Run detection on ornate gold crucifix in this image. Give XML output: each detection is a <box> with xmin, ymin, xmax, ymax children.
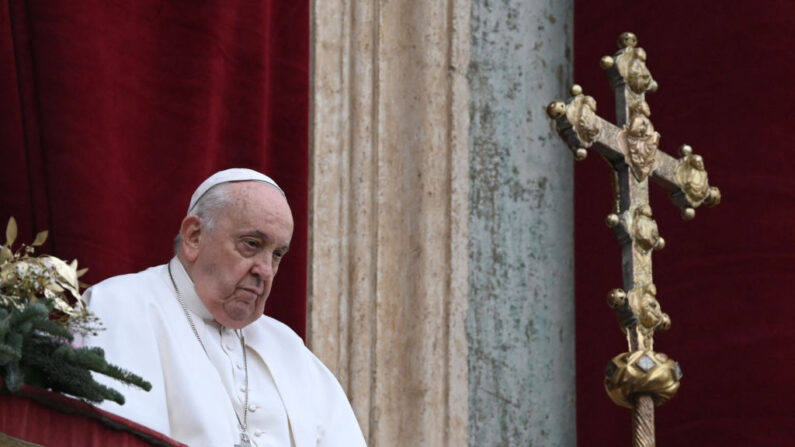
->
<box><xmin>547</xmin><ymin>32</ymin><xmax>721</xmax><ymax>446</ymax></box>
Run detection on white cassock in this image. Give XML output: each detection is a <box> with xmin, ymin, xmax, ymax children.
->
<box><xmin>81</xmin><ymin>257</ymin><xmax>367</xmax><ymax>447</ymax></box>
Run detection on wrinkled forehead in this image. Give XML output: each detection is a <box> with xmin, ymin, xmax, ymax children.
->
<box><xmin>225</xmin><ymin>182</ymin><xmax>294</xmax><ymax>226</ymax></box>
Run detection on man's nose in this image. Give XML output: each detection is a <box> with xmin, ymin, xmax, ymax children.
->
<box><xmin>250</xmin><ymin>256</ymin><xmax>274</xmax><ymax>282</ymax></box>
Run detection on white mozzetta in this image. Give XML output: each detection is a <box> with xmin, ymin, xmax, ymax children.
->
<box><xmin>81</xmin><ymin>258</ymin><xmax>366</xmax><ymax>447</ymax></box>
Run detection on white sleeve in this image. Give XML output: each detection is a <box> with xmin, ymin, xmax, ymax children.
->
<box><xmin>79</xmin><ymin>285</ymin><xmax>172</xmax><ymax>436</ymax></box>
<box><xmin>309</xmin><ymin>353</ymin><xmax>368</xmax><ymax>447</ymax></box>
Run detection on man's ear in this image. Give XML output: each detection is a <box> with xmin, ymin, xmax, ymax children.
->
<box><xmin>180</xmin><ymin>215</ymin><xmax>202</xmax><ymax>262</ymax></box>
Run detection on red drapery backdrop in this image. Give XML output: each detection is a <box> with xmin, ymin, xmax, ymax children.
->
<box><xmin>575</xmin><ymin>2</ymin><xmax>795</xmax><ymax>446</ymax></box>
<box><xmin>3</xmin><ymin>1</ymin><xmax>793</xmax><ymax>445</ymax></box>
<box><xmin>0</xmin><ymin>1</ymin><xmax>309</xmax><ymax>336</ymax></box>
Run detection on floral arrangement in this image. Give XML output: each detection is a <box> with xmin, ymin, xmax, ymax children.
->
<box><xmin>0</xmin><ymin>217</ymin><xmax>150</xmax><ymax>404</ymax></box>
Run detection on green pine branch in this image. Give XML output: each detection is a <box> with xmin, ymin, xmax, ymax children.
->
<box><xmin>0</xmin><ymin>302</ymin><xmax>151</xmax><ymax>404</ymax></box>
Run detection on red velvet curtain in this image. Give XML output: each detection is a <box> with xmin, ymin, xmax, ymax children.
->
<box><xmin>5</xmin><ymin>1</ymin><xmax>791</xmax><ymax>445</ymax></box>
<box><xmin>0</xmin><ymin>1</ymin><xmax>308</xmax><ymax>336</ymax></box>
<box><xmin>575</xmin><ymin>2</ymin><xmax>795</xmax><ymax>445</ymax></box>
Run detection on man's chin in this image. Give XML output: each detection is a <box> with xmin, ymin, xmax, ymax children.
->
<box><xmin>219</xmin><ymin>302</ymin><xmax>256</xmax><ymax>328</ymax></box>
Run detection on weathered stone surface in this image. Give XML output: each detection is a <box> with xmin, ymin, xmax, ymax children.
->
<box><xmin>467</xmin><ymin>1</ymin><xmax>575</xmax><ymax>446</ymax></box>
<box><xmin>310</xmin><ymin>0</ymin><xmax>575</xmax><ymax>444</ymax></box>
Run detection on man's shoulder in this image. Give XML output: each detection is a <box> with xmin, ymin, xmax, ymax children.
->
<box><xmin>245</xmin><ymin>315</ymin><xmax>322</xmax><ymax>369</ymax></box>
<box><xmin>86</xmin><ymin>264</ymin><xmax>168</xmax><ymax>304</ymax></box>
<box><xmin>246</xmin><ymin>316</ymin><xmax>343</xmax><ymax>389</ymax></box>
<box><xmin>251</xmin><ymin>314</ymin><xmax>305</xmax><ymax>346</ymax></box>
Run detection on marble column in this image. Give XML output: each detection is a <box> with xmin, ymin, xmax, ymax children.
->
<box><xmin>468</xmin><ymin>1</ymin><xmax>575</xmax><ymax>446</ymax></box>
<box><xmin>308</xmin><ymin>0</ymin><xmax>470</xmax><ymax>445</ymax></box>
<box><xmin>308</xmin><ymin>0</ymin><xmax>574</xmax><ymax>445</ymax></box>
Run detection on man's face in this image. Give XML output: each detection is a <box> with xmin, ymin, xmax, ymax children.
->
<box><xmin>183</xmin><ymin>182</ymin><xmax>294</xmax><ymax>329</ymax></box>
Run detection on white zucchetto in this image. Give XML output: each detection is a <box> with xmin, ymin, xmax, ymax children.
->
<box><xmin>187</xmin><ymin>168</ymin><xmax>283</xmax><ymax>214</ymax></box>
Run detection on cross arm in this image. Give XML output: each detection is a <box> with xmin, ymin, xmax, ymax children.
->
<box><xmin>547</xmin><ymin>87</ymin><xmax>721</xmax><ymax>220</ymax></box>
<box><xmin>546</xmin><ymin>85</ymin><xmax>625</xmax><ymax>165</ymax></box>
<box><xmin>650</xmin><ymin>146</ymin><xmax>721</xmax><ymax>218</ymax></box>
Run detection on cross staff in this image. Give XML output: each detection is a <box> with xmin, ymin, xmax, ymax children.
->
<box><xmin>546</xmin><ymin>32</ymin><xmax>720</xmax><ymax>447</ymax></box>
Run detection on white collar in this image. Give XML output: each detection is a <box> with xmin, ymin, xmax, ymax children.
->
<box><xmin>169</xmin><ymin>257</ymin><xmax>214</xmax><ymax>322</ymax></box>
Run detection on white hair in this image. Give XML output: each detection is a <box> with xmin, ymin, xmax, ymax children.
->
<box><xmin>173</xmin><ymin>183</ymin><xmax>232</xmax><ymax>255</ymax></box>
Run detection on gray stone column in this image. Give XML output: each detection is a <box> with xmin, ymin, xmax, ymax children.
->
<box><xmin>467</xmin><ymin>1</ymin><xmax>575</xmax><ymax>446</ymax></box>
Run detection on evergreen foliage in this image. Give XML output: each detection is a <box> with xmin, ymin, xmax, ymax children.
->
<box><xmin>0</xmin><ymin>217</ymin><xmax>151</xmax><ymax>404</ymax></box>
<box><xmin>0</xmin><ymin>299</ymin><xmax>152</xmax><ymax>404</ymax></box>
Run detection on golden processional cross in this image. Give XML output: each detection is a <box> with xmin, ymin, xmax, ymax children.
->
<box><xmin>547</xmin><ymin>32</ymin><xmax>721</xmax><ymax>446</ymax></box>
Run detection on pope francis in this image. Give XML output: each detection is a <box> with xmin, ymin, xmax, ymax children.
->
<box><xmin>81</xmin><ymin>169</ymin><xmax>367</xmax><ymax>447</ymax></box>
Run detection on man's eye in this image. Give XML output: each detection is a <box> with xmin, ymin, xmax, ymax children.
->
<box><xmin>243</xmin><ymin>240</ymin><xmax>260</xmax><ymax>249</ymax></box>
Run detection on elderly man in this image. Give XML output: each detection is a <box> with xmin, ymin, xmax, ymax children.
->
<box><xmin>83</xmin><ymin>169</ymin><xmax>366</xmax><ymax>447</ymax></box>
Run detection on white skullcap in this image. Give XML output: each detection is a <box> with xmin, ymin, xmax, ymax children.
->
<box><xmin>187</xmin><ymin>168</ymin><xmax>283</xmax><ymax>214</ymax></box>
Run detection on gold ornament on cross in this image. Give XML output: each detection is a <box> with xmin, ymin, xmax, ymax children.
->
<box><xmin>547</xmin><ymin>32</ymin><xmax>721</xmax><ymax>447</ymax></box>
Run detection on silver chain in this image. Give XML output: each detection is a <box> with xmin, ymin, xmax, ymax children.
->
<box><xmin>167</xmin><ymin>263</ymin><xmax>249</xmax><ymax>436</ymax></box>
